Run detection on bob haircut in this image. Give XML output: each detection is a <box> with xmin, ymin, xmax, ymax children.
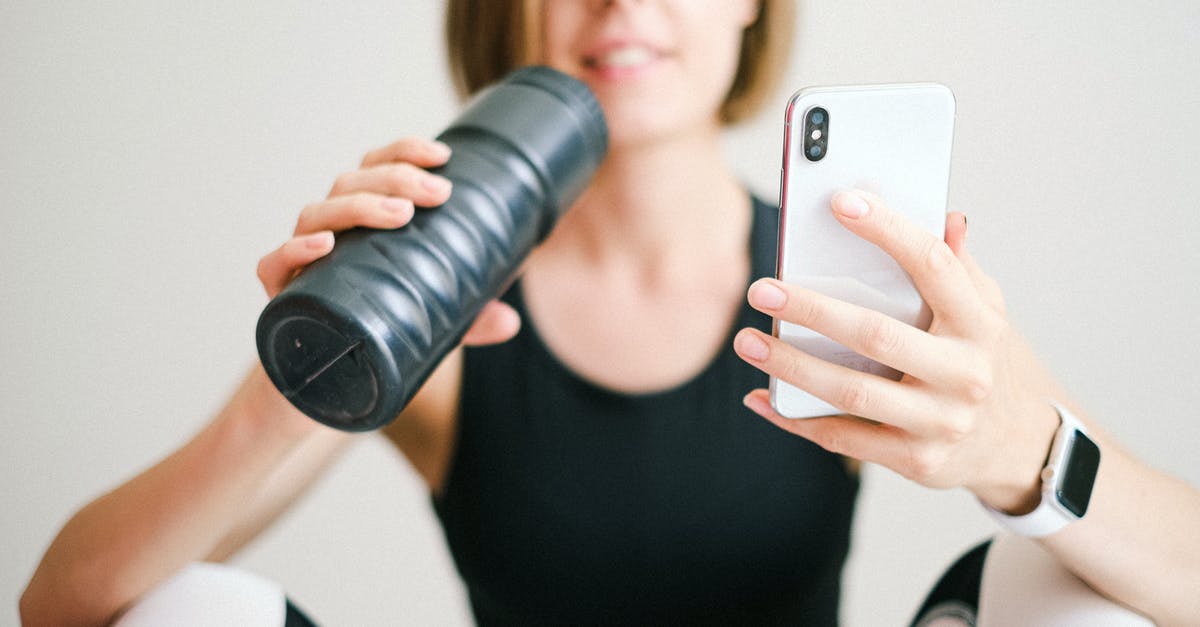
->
<box><xmin>445</xmin><ymin>0</ymin><xmax>795</xmax><ymax>125</ymax></box>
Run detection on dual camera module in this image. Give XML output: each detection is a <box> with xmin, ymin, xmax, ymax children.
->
<box><xmin>803</xmin><ymin>107</ymin><xmax>829</xmax><ymax>162</ymax></box>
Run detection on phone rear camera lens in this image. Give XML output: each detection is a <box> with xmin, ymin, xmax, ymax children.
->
<box><xmin>802</xmin><ymin>107</ymin><xmax>828</xmax><ymax>161</ymax></box>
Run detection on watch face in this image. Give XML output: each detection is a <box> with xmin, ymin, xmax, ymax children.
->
<box><xmin>1056</xmin><ymin>430</ymin><xmax>1101</xmax><ymax>517</ymax></box>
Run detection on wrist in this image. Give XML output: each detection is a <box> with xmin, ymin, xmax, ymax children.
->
<box><xmin>228</xmin><ymin>365</ymin><xmax>332</xmax><ymax>443</ymax></box>
<box><xmin>982</xmin><ymin>402</ymin><xmax>1102</xmax><ymax>537</ymax></box>
<box><xmin>972</xmin><ymin>401</ymin><xmax>1061</xmax><ymax>514</ymax></box>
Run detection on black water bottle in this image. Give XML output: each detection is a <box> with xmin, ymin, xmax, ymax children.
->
<box><xmin>256</xmin><ymin>66</ymin><xmax>607</xmax><ymax>431</ymax></box>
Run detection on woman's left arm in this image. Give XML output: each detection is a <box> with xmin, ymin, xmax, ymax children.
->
<box><xmin>734</xmin><ymin>190</ymin><xmax>1200</xmax><ymax>626</ymax></box>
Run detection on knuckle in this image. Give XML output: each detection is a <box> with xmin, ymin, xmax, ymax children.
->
<box><xmin>346</xmin><ymin>192</ymin><xmax>377</xmax><ymax>218</ymax></box>
<box><xmin>860</xmin><ymin>313</ymin><xmax>902</xmax><ymax>356</ymax></box>
<box><xmin>255</xmin><ymin>256</ymin><xmax>273</xmax><ymax>283</ymax></box>
<box><xmin>923</xmin><ymin>240</ymin><xmax>956</xmax><ymax>274</ymax></box>
<box><xmin>873</xmin><ymin>201</ymin><xmax>898</xmax><ymax>230</ymax></box>
<box><xmin>789</xmin><ymin>293</ymin><xmax>822</xmax><ymax>327</ymax></box>
<box><xmin>815</xmin><ymin>426</ymin><xmax>848</xmax><ymax>456</ymax></box>
<box><xmin>941</xmin><ymin>410</ymin><xmax>975</xmax><ymax>443</ymax></box>
<box><xmin>385</xmin><ymin>164</ymin><xmax>416</xmax><ymax>191</ymax></box>
<box><xmin>777</xmin><ymin>350</ymin><xmax>808</xmax><ymax>389</ymax></box>
<box><xmin>907</xmin><ymin>445</ymin><xmax>945</xmax><ymax>483</ymax></box>
<box><xmin>836</xmin><ymin>378</ymin><xmax>872</xmax><ymax>416</ymax></box>
<box><xmin>365</xmin><ymin>138</ymin><xmax>409</xmax><ymax>164</ymax></box>
<box><xmin>961</xmin><ymin>361</ymin><xmax>994</xmax><ymax>404</ymax></box>
<box><xmin>293</xmin><ymin>203</ymin><xmax>320</xmax><ymax>234</ymax></box>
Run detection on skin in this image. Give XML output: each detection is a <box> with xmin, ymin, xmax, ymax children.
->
<box><xmin>21</xmin><ymin>1</ymin><xmax>1200</xmax><ymax>625</ymax></box>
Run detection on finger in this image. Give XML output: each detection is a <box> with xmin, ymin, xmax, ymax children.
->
<box><xmin>831</xmin><ymin>190</ymin><xmax>984</xmax><ymax>336</ymax></box>
<box><xmin>944</xmin><ymin>211</ymin><xmax>968</xmax><ymax>255</ymax></box>
<box><xmin>743</xmin><ymin>389</ymin><xmax>908</xmax><ymax>466</ymax></box>
<box><xmin>462</xmin><ymin>300</ymin><xmax>521</xmax><ymax>346</ymax></box>
<box><xmin>745</xmin><ymin>388</ymin><xmax>954</xmax><ymax>485</ymax></box>
<box><xmin>360</xmin><ymin>137</ymin><xmax>452</xmax><ymax>168</ymax></box>
<box><xmin>944</xmin><ymin>212</ymin><xmax>1005</xmax><ymax>312</ymax></box>
<box><xmin>329</xmin><ymin>163</ymin><xmax>452</xmax><ymax>207</ymax></box>
<box><xmin>733</xmin><ymin>327</ymin><xmax>943</xmax><ymax>437</ymax></box>
<box><xmin>257</xmin><ymin>231</ymin><xmax>334</xmax><ymax>298</ymax></box>
<box><xmin>294</xmin><ymin>193</ymin><xmax>414</xmax><ymax>236</ymax></box>
<box><xmin>747</xmin><ymin>278</ymin><xmax>980</xmax><ymax>390</ymax></box>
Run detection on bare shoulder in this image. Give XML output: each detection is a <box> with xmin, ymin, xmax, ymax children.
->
<box><xmin>380</xmin><ymin>347</ymin><xmax>464</xmax><ymax>493</ymax></box>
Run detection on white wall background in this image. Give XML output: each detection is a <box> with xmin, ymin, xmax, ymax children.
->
<box><xmin>3</xmin><ymin>1</ymin><xmax>1197</xmax><ymax>625</ymax></box>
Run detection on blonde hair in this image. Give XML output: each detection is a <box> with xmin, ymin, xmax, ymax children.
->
<box><xmin>445</xmin><ymin>0</ymin><xmax>795</xmax><ymax>125</ymax></box>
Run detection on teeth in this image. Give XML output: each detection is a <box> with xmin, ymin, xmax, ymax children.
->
<box><xmin>596</xmin><ymin>46</ymin><xmax>654</xmax><ymax>68</ymax></box>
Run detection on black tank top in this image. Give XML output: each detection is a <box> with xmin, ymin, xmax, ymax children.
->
<box><xmin>434</xmin><ymin>197</ymin><xmax>859</xmax><ymax>625</ymax></box>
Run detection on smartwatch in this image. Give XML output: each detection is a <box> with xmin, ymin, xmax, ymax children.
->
<box><xmin>985</xmin><ymin>402</ymin><xmax>1101</xmax><ymax>537</ymax></box>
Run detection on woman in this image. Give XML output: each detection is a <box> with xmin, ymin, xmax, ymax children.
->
<box><xmin>21</xmin><ymin>1</ymin><xmax>1200</xmax><ymax>625</ymax></box>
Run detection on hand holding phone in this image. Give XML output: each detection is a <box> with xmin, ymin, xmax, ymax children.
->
<box><xmin>770</xmin><ymin>84</ymin><xmax>956</xmax><ymax>418</ymax></box>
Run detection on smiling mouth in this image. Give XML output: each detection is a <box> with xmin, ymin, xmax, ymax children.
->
<box><xmin>585</xmin><ymin>45</ymin><xmax>661</xmax><ymax>71</ymax></box>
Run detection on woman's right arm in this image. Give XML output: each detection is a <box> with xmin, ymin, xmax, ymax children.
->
<box><xmin>20</xmin><ymin>137</ymin><xmax>520</xmax><ymax>626</ymax></box>
<box><xmin>19</xmin><ymin>367</ymin><xmax>350</xmax><ymax>627</ymax></box>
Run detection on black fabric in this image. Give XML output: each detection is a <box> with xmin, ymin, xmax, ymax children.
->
<box><xmin>284</xmin><ymin>598</ymin><xmax>318</xmax><ymax>627</ymax></box>
<box><xmin>434</xmin><ymin>196</ymin><xmax>859</xmax><ymax>625</ymax></box>
<box><xmin>909</xmin><ymin>540</ymin><xmax>992</xmax><ymax>627</ymax></box>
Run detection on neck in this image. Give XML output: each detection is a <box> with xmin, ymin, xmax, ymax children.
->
<box><xmin>543</xmin><ymin>124</ymin><xmax>750</xmax><ymax>283</ymax></box>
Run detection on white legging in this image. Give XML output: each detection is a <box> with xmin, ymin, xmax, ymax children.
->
<box><xmin>114</xmin><ymin>534</ymin><xmax>1152</xmax><ymax>626</ymax></box>
<box><xmin>113</xmin><ymin>562</ymin><xmax>291</xmax><ymax>627</ymax></box>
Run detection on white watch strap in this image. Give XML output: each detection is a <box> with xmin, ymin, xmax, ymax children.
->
<box><xmin>984</xmin><ymin>402</ymin><xmax>1087</xmax><ymax>538</ymax></box>
<box><xmin>986</xmin><ymin>489</ymin><xmax>1072</xmax><ymax>538</ymax></box>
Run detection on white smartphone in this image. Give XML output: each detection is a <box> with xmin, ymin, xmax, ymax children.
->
<box><xmin>769</xmin><ymin>83</ymin><xmax>956</xmax><ymax>419</ymax></box>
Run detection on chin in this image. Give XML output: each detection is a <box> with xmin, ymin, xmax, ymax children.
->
<box><xmin>597</xmin><ymin>95</ymin><xmax>717</xmax><ymax>150</ymax></box>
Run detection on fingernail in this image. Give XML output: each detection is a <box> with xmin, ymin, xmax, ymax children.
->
<box><xmin>305</xmin><ymin>231</ymin><xmax>334</xmax><ymax>249</ymax></box>
<box><xmin>381</xmin><ymin>197</ymin><xmax>411</xmax><ymax>214</ymax></box>
<box><xmin>734</xmin><ymin>330</ymin><xmax>770</xmax><ymax>361</ymax></box>
<box><xmin>422</xmin><ymin>175</ymin><xmax>452</xmax><ymax>195</ymax></box>
<box><xmin>430</xmin><ymin>141</ymin><xmax>452</xmax><ymax>160</ymax></box>
<box><xmin>832</xmin><ymin>190</ymin><xmax>870</xmax><ymax>218</ymax></box>
<box><xmin>749</xmin><ymin>281</ymin><xmax>787</xmax><ymax>310</ymax></box>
